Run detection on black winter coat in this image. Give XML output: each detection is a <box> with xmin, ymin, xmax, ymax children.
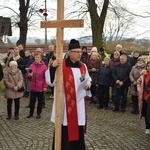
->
<box><xmin>22</xmin><ymin>56</ymin><xmax>31</xmax><ymax>73</ymax></box>
<box><xmin>97</xmin><ymin>65</ymin><xmax>112</xmax><ymax>87</ymax></box>
<box><xmin>112</xmin><ymin>62</ymin><xmax>132</xmax><ymax>87</ymax></box>
<box><xmin>0</xmin><ymin>64</ymin><xmax>3</xmax><ymax>81</ymax></box>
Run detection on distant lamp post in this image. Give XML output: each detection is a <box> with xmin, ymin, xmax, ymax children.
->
<box><xmin>39</xmin><ymin>0</ymin><xmax>48</xmax><ymax>52</ymax></box>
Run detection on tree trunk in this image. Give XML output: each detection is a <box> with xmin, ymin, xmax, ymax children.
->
<box><xmin>87</xmin><ymin>0</ymin><xmax>109</xmax><ymax>50</ymax></box>
<box><xmin>16</xmin><ymin>0</ymin><xmax>30</xmax><ymax>49</ymax></box>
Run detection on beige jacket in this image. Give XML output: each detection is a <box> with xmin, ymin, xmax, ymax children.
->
<box><xmin>3</xmin><ymin>67</ymin><xmax>23</xmax><ymax>99</ymax></box>
<box><xmin>130</xmin><ymin>64</ymin><xmax>145</xmax><ymax>96</ymax></box>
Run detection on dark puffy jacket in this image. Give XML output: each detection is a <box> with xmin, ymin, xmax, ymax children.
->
<box><xmin>22</xmin><ymin>55</ymin><xmax>31</xmax><ymax>73</ymax></box>
<box><xmin>97</xmin><ymin>65</ymin><xmax>112</xmax><ymax>87</ymax></box>
<box><xmin>112</xmin><ymin>62</ymin><xmax>132</xmax><ymax>87</ymax></box>
<box><xmin>0</xmin><ymin>64</ymin><xmax>3</xmax><ymax>81</ymax></box>
<box><xmin>130</xmin><ymin>57</ymin><xmax>139</xmax><ymax>66</ymax></box>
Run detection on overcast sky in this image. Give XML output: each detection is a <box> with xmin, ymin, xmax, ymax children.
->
<box><xmin>1</xmin><ymin>0</ymin><xmax>150</xmax><ymax>40</ymax></box>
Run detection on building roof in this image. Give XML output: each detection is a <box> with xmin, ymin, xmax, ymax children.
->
<box><xmin>0</xmin><ymin>16</ymin><xmax>12</xmax><ymax>36</ymax></box>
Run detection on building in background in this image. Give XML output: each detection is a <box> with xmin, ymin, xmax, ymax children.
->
<box><xmin>0</xmin><ymin>16</ymin><xmax>13</xmax><ymax>45</ymax></box>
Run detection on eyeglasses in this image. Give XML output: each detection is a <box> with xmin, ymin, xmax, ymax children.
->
<box><xmin>70</xmin><ymin>51</ymin><xmax>82</xmax><ymax>54</ymax></box>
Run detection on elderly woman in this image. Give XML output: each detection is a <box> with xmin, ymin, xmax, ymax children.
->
<box><xmin>88</xmin><ymin>52</ymin><xmax>101</xmax><ymax>104</ymax></box>
<box><xmin>130</xmin><ymin>57</ymin><xmax>145</xmax><ymax>114</ymax></box>
<box><xmin>97</xmin><ymin>57</ymin><xmax>112</xmax><ymax>109</ymax></box>
<box><xmin>26</xmin><ymin>53</ymin><xmax>48</xmax><ymax>119</ymax></box>
<box><xmin>3</xmin><ymin>61</ymin><xmax>23</xmax><ymax>120</ymax></box>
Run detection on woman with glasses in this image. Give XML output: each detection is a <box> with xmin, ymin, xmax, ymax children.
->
<box><xmin>88</xmin><ymin>52</ymin><xmax>101</xmax><ymax>104</ymax></box>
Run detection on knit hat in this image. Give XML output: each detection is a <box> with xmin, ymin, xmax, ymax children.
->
<box><xmin>133</xmin><ymin>50</ymin><xmax>140</xmax><ymax>54</ymax></box>
<box><xmin>99</xmin><ymin>46</ymin><xmax>105</xmax><ymax>51</ymax></box>
<box><xmin>91</xmin><ymin>47</ymin><xmax>97</xmax><ymax>53</ymax></box>
<box><xmin>9</xmin><ymin>47</ymin><xmax>14</xmax><ymax>50</ymax></box>
<box><xmin>9</xmin><ymin>61</ymin><xmax>18</xmax><ymax>67</ymax></box>
<box><xmin>137</xmin><ymin>57</ymin><xmax>145</xmax><ymax>63</ymax></box>
<box><xmin>81</xmin><ymin>46</ymin><xmax>87</xmax><ymax>51</ymax></box>
<box><xmin>68</xmin><ymin>39</ymin><xmax>80</xmax><ymax>50</ymax></box>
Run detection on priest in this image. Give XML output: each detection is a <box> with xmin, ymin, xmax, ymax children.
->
<box><xmin>45</xmin><ymin>39</ymin><xmax>92</xmax><ymax>150</ymax></box>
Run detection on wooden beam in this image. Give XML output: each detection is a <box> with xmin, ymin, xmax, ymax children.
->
<box><xmin>41</xmin><ymin>1</ymin><xmax>84</xmax><ymax>149</ymax></box>
<box><xmin>54</xmin><ymin>0</ymin><xmax>64</xmax><ymax>149</ymax></box>
<box><xmin>40</xmin><ymin>19</ymin><xmax>84</xmax><ymax>28</ymax></box>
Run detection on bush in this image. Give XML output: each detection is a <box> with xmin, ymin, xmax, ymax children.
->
<box><xmin>0</xmin><ymin>79</ymin><xmax>5</xmax><ymax>92</ymax></box>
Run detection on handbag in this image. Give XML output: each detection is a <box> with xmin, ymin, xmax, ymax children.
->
<box><xmin>17</xmin><ymin>86</ymin><xmax>25</xmax><ymax>92</ymax></box>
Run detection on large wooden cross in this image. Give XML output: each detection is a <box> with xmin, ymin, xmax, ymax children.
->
<box><xmin>40</xmin><ymin>0</ymin><xmax>84</xmax><ymax>150</ymax></box>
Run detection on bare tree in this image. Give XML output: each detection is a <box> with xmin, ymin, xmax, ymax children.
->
<box><xmin>35</xmin><ymin>38</ymin><xmax>42</xmax><ymax>44</ymax></box>
<box><xmin>65</xmin><ymin>0</ymin><xmax>150</xmax><ymax>50</ymax></box>
<box><xmin>0</xmin><ymin>0</ymin><xmax>55</xmax><ymax>49</ymax></box>
<box><xmin>0</xmin><ymin>0</ymin><xmax>36</xmax><ymax>48</ymax></box>
<box><xmin>16</xmin><ymin>0</ymin><xmax>30</xmax><ymax>48</ymax></box>
<box><xmin>87</xmin><ymin>0</ymin><xmax>109</xmax><ymax>49</ymax></box>
<box><xmin>65</xmin><ymin>0</ymin><xmax>109</xmax><ymax>50</ymax></box>
<box><xmin>104</xmin><ymin>2</ymin><xmax>135</xmax><ymax>42</ymax></box>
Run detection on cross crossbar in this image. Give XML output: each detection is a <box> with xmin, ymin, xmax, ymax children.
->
<box><xmin>40</xmin><ymin>19</ymin><xmax>84</xmax><ymax>28</ymax></box>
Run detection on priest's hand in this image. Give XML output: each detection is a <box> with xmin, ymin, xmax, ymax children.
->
<box><xmin>52</xmin><ymin>58</ymin><xmax>62</xmax><ymax>67</ymax></box>
<box><xmin>83</xmin><ymin>84</ymin><xmax>89</xmax><ymax>90</ymax></box>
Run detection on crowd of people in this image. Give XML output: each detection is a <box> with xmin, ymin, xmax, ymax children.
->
<box><xmin>1</xmin><ymin>44</ymin><xmax>55</xmax><ymax>120</ymax></box>
<box><xmin>0</xmin><ymin>40</ymin><xmax>150</xmax><ymax>149</ymax></box>
<box><xmin>80</xmin><ymin>43</ymin><xmax>150</xmax><ymax>137</ymax></box>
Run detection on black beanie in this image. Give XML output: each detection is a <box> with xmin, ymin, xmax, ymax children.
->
<box><xmin>99</xmin><ymin>46</ymin><xmax>105</xmax><ymax>51</ymax></box>
<box><xmin>68</xmin><ymin>39</ymin><xmax>80</xmax><ymax>50</ymax></box>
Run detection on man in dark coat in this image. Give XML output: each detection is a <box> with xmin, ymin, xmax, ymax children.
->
<box><xmin>112</xmin><ymin>54</ymin><xmax>132</xmax><ymax>112</ymax></box>
<box><xmin>22</xmin><ymin>50</ymin><xmax>31</xmax><ymax>97</ymax></box>
<box><xmin>80</xmin><ymin>46</ymin><xmax>89</xmax><ymax>66</ymax></box>
<box><xmin>45</xmin><ymin>44</ymin><xmax>55</xmax><ymax>66</ymax></box>
<box><xmin>9</xmin><ymin>47</ymin><xmax>24</xmax><ymax>72</ymax></box>
<box><xmin>18</xmin><ymin>44</ymin><xmax>25</xmax><ymax>58</ymax></box>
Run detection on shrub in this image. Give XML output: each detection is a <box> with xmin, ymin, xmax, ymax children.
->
<box><xmin>0</xmin><ymin>79</ymin><xmax>5</xmax><ymax>92</ymax></box>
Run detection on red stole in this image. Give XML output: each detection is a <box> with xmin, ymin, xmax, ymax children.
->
<box><xmin>63</xmin><ymin>60</ymin><xmax>86</xmax><ymax>141</ymax></box>
<box><xmin>143</xmin><ymin>73</ymin><xmax>150</xmax><ymax>100</ymax></box>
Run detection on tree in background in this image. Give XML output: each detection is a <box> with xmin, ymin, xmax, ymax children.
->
<box><xmin>0</xmin><ymin>0</ymin><xmax>35</xmax><ymax>49</ymax></box>
<box><xmin>1</xmin><ymin>0</ymin><xmax>150</xmax><ymax>51</ymax></box>
<box><xmin>16</xmin><ymin>0</ymin><xmax>30</xmax><ymax>48</ymax></box>
<box><xmin>65</xmin><ymin>0</ymin><xmax>109</xmax><ymax>50</ymax></box>
<box><xmin>87</xmin><ymin>0</ymin><xmax>109</xmax><ymax>50</ymax></box>
<box><xmin>0</xmin><ymin>0</ymin><xmax>55</xmax><ymax>49</ymax></box>
<box><xmin>35</xmin><ymin>38</ymin><xmax>42</xmax><ymax>44</ymax></box>
<box><xmin>104</xmin><ymin>1</ymin><xmax>135</xmax><ymax>42</ymax></box>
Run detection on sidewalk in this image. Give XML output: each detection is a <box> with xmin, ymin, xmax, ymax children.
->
<box><xmin>0</xmin><ymin>93</ymin><xmax>150</xmax><ymax>150</ymax></box>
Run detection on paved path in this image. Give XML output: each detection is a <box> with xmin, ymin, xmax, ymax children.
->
<box><xmin>0</xmin><ymin>94</ymin><xmax>150</xmax><ymax>150</ymax></box>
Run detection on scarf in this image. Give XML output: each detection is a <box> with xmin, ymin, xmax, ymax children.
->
<box><xmin>63</xmin><ymin>59</ymin><xmax>86</xmax><ymax>141</ymax></box>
